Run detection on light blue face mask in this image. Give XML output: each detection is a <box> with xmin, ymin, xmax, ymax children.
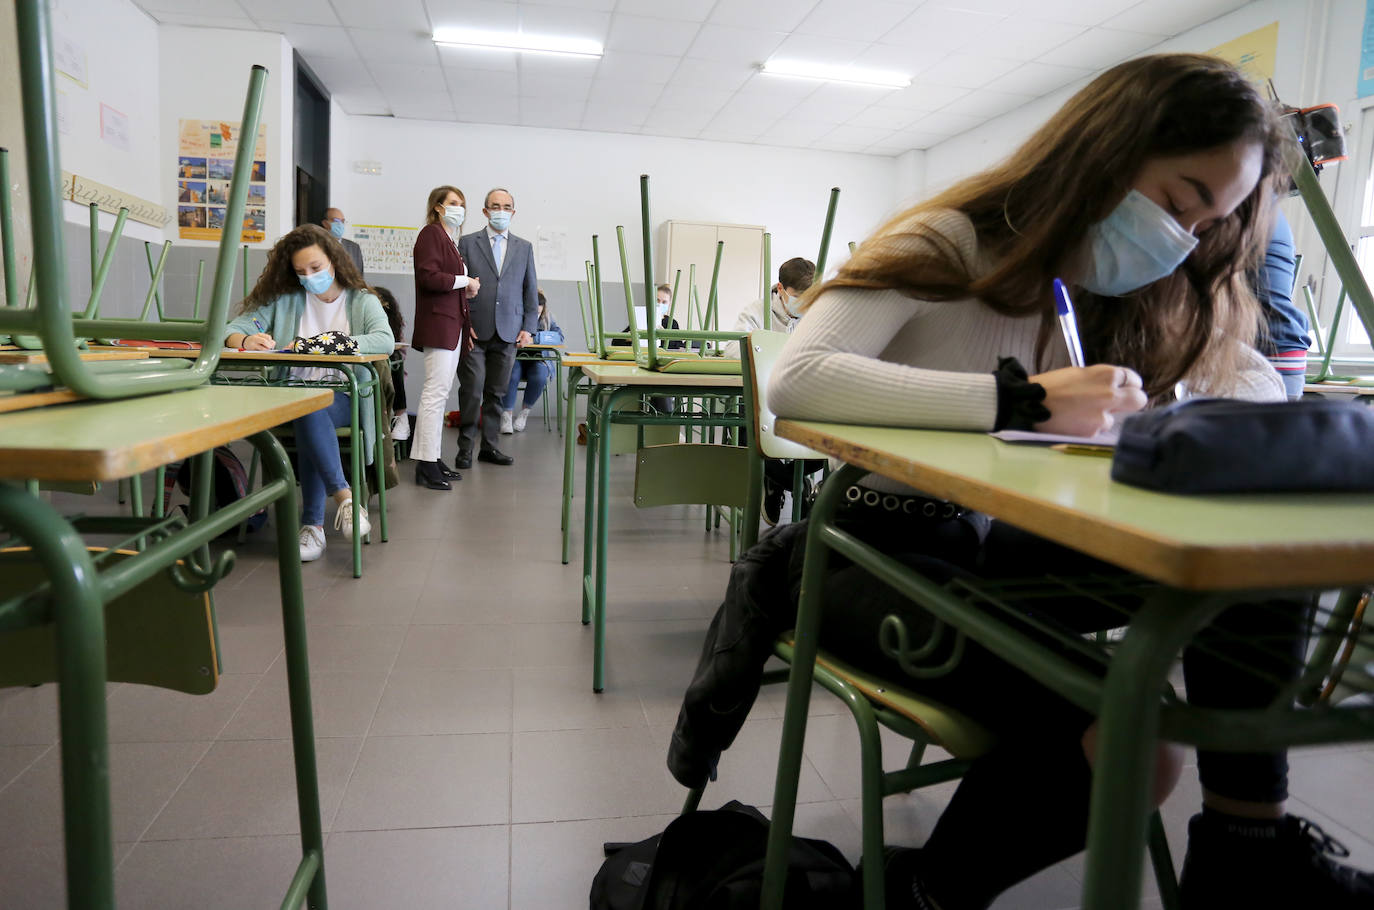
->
<box><xmin>1081</xmin><ymin>190</ymin><xmax>1199</xmax><ymax>296</ymax></box>
<box><xmin>488</xmin><ymin>210</ymin><xmax>512</xmax><ymax>231</ymax></box>
<box><xmin>329</xmin><ymin>219</ymin><xmax>345</xmax><ymax>239</ymax></box>
<box><xmin>299</xmin><ymin>269</ymin><xmax>334</xmax><ymax>296</ymax></box>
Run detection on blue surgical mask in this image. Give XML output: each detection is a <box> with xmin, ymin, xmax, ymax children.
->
<box><xmin>488</xmin><ymin>210</ymin><xmax>512</xmax><ymax>231</ymax></box>
<box><xmin>299</xmin><ymin>269</ymin><xmax>334</xmax><ymax>296</ymax></box>
<box><xmin>1081</xmin><ymin>190</ymin><xmax>1198</xmax><ymax>296</ymax></box>
<box><xmin>442</xmin><ymin>205</ymin><xmax>464</xmax><ymax>228</ymax></box>
<box><xmin>329</xmin><ymin>220</ymin><xmax>345</xmax><ymax>239</ymax></box>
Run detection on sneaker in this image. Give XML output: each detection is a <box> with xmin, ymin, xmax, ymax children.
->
<box><xmin>298</xmin><ymin>525</ymin><xmax>325</xmax><ymax>562</ymax></box>
<box><xmin>390</xmin><ymin>413</ymin><xmax>410</xmax><ymax>441</ymax></box>
<box><xmin>500</xmin><ymin>410</ymin><xmax>514</xmax><ymax>434</ymax></box>
<box><xmin>514</xmin><ymin>407</ymin><xmax>531</xmax><ymax>432</ymax></box>
<box><xmin>762</xmin><ymin>477</ymin><xmax>784</xmax><ymax>527</ymax></box>
<box><xmin>1179</xmin><ymin>812</ymin><xmax>1374</xmax><ymax>909</ymax></box>
<box><xmin>333</xmin><ymin>498</ymin><xmax>371</xmax><ymax>541</ymax></box>
<box><xmin>577</xmin><ymin>422</ymin><xmax>588</xmax><ymax>446</ymax></box>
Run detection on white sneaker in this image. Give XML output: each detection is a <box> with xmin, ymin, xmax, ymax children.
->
<box><xmin>333</xmin><ymin>498</ymin><xmax>371</xmax><ymax>541</ymax></box>
<box><xmin>500</xmin><ymin>410</ymin><xmax>514</xmax><ymax>434</ymax></box>
<box><xmin>298</xmin><ymin>525</ymin><xmax>326</xmax><ymax>562</ymax></box>
<box><xmin>391</xmin><ymin>413</ymin><xmax>410</xmax><ymax>441</ymax></box>
<box><xmin>514</xmin><ymin>408</ymin><xmax>530</xmax><ymax>432</ymax></box>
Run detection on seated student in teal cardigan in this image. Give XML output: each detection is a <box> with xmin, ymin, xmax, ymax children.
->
<box><xmin>224</xmin><ymin>224</ymin><xmax>394</xmax><ymax>563</ymax></box>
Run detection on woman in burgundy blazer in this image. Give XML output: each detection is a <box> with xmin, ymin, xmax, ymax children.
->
<box><xmin>410</xmin><ymin>185</ymin><xmax>478</xmax><ymax>490</ymax></box>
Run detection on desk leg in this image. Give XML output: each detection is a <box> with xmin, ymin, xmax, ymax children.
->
<box><xmin>345</xmin><ymin>368</ymin><xmax>363</xmax><ymax>579</ymax></box>
<box><xmin>554</xmin><ymin>353</ymin><xmax>564</xmax><ymax>437</ymax></box>
<box><xmin>1080</xmin><ymin>590</ymin><xmax>1229</xmax><ymax>910</ymax></box>
<box><xmin>366</xmin><ymin>365</ymin><xmax>389</xmax><ymax>544</ymax></box>
<box><xmin>581</xmin><ymin>384</ymin><xmax>605</xmax><ymax>628</ymax></box>
<box><xmin>252</xmin><ymin>430</ymin><xmax>329</xmax><ymax>909</ymax></box>
<box><xmin>0</xmin><ymin>485</ymin><xmax>113</xmax><ymax>909</ymax></box>
<box><xmin>561</xmin><ymin>368</ymin><xmax>583</xmax><ymax>563</ymax></box>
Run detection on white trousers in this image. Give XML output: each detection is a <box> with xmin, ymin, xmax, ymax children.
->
<box><xmin>411</xmin><ymin>345</ymin><xmax>461</xmax><ymax>463</ymax></box>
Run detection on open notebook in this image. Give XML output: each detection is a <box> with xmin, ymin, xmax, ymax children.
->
<box><xmin>990</xmin><ymin>429</ymin><xmax>1119</xmax><ymax>446</ymax></box>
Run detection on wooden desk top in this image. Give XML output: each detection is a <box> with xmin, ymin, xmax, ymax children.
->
<box><xmin>0</xmin><ymin>389</ymin><xmax>85</xmax><ymax>415</ymax></box>
<box><xmin>0</xmin><ymin>385</ymin><xmax>333</xmax><ymax>481</ymax></box>
<box><xmin>0</xmin><ymin>349</ymin><xmax>150</xmax><ymax>365</ymax></box>
<box><xmin>153</xmin><ymin>349</ymin><xmax>389</xmax><ymax>364</ymax></box>
<box><xmin>580</xmin><ymin>363</ymin><xmax>743</xmax><ymax>389</ymax></box>
<box><xmin>520</xmin><ymin>343</ymin><xmax>565</xmax><ymax>351</ymax></box>
<box><xmin>777</xmin><ymin>420</ymin><xmax>1374</xmax><ymax>591</ymax></box>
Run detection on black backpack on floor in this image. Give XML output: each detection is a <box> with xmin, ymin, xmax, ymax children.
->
<box><xmin>590</xmin><ymin>801</ymin><xmax>856</xmax><ymax>910</ymax></box>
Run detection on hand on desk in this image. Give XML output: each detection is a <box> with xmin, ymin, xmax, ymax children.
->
<box><xmin>1031</xmin><ymin>364</ymin><xmax>1146</xmax><ymax>438</ymax></box>
<box><xmin>516</xmin><ymin>330</ymin><xmax>533</xmax><ymax>348</ymax></box>
<box><xmin>241</xmin><ymin>333</ymin><xmax>277</xmax><ymax>351</ymax></box>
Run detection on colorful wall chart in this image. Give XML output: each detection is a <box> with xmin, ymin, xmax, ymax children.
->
<box><xmin>1208</xmin><ymin>22</ymin><xmax>1279</xmax><ymax>85</ymax></box>
<box><xmin>176</xmin><ymin>118</ymin><xmax>267</xmax><ymax>243</ymax></box>
<box><xmin>351</xmin><ymin>224</ymin><xmax>420</xmax><ymax>274</ymax></box>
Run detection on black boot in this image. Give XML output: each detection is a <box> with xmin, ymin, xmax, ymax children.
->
<box><xmin>414</xmin><ymin>460</ymin><xmax>451</xmax><ymax>491</ymax></box>
<box><xmin>436</xmin><ymin>459</ymin><xmax>461</xmax><ymax>480</ymax></box>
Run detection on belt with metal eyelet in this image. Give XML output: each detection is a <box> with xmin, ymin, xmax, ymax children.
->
<box><xmin>841</xmin><ymin>484</ymin><xmax>964</xmax><ymax>520</ymax></box>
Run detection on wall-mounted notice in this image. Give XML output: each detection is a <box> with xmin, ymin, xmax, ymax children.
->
<box><xmin>1361</xmin><ymin>0</ymin><xmax>1374</xmax><ymax>98</ymax></box>
<box><xmin>536</xmin><ymin>227</ymin><xmax>568</xmax><ymax>274</ymax></box>
<box><xmin>63</xmin><ymin>171</ymin><xmax>170</xmax><ymax>228</ymax></box>
<box><xmin>177</xmin><ymin>118</ymin><xmax>268</xmax><ymax>243</ymax></box>
<box><xmin>52</xmin><ymin>30</ymin><xmax>87</xmax><ymax>87</ymax></box>
<box><xmin>100</xmin><ymin>103</ymin><xmax>129</xmax><ymax>151</ymax></box>
<box><xmin>1207</xmin><ymin>22</ymin><xmax>1279</xmax><ymax>85</ymax></box>
<box><xmin>352</xmin><ymin>224</ymin><xmax>420</xmax><ymax>274</ymax></box>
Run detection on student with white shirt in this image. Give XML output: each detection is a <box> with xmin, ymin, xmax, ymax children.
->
<box><xmin>720</xmin><ymin>256</ymin><xmax>814</xmax><ymax>359</ymax></box>
<box><xmin>224</xmin><ymin>224</ymin><xmax>394</xmax><ymax>562</ymax></box>
<box><xmin>672</xmin><ymin>54</ymin><xmax>1373</xmax><ymax>910</ymax></box>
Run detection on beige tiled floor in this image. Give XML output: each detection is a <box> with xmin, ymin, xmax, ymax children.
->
<box><xmin>1</xmin><ymin>419</ymin><xmax>1371</xmax><ymax>908</ymax></box>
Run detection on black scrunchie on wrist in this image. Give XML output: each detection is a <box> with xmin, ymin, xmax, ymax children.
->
<box><xmin>992</xmin><ymin>356</ymin><xmax>1051</xmax><ymax>431</ymax></box>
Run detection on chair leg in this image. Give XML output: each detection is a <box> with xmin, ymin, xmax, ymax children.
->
<box><xmin>1148</xmin><ymin>810</ymin><xmax>1182</xmax><ymax>910</ymax></box>
<box><xmin>852</xmin><ymin>696</ymin><xmax>889</xmax><ymax>910</ymax></box>
<box><xmin>682</xmin><ymin>786</ymin><xmax>704</xmax><ymax>814</ymax></box>
<box><xmin>905</xmin><ymin>740</ymin><xmax>928</xmax><ymax>770</ymax></box>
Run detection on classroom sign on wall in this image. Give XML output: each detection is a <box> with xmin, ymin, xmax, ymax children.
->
<box><xmin>1207</xmin><ymin>22</ymin><xmax>1279</xmax><ymax>85</ymax></box>
<box><xmin>176</xmin><ymin>118</ymin><xmax>267</xmax><ymax>243</ymax></box>
<box><xmin>351</xmin><ymin>224</ymin><xmax>420</xmax><ymax>274</ymax></box>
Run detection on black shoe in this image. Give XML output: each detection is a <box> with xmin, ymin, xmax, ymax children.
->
<box><xmin>414</xmin><ymin>461</ymin><xmax>451</xmax><ymax>491</ymax></box>
<box><xmin>866</xmin><ymin>847</ymin><xmax>942</xmax><ymax>910</ymax></box>
<box><xmin>435</xmin><ymin>460</ymin><xmax>461</xmax><ymax>480</ymax></box>
<box><xmin>1179</xmin><ymin>812</ymin><xmax>1374</xmax><ymax>909</ymax></box>
<box><xmin>762</xmin><ymin>477</ymin><xmax>784</xmax><ymax>527</ymax></box>
<box><xmin>455</xmin><ymin>451</ymin><xmax>472</xmax><ymax>471</ymax></box>
<box><xmin>478</xmin><ymin>447</ymin><xmax>515</xmax><ymax>466</ymax></box>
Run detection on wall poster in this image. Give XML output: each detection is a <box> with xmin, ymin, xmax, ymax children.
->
<box><xmin>351</xmin><ymin>224</ymin><xmax>420</xmax><ymax>274</ymax></box>
<box><xmin>177</xmin><ymin>118</ymin><xmax>267</xmax><ymax>243</ymax></box>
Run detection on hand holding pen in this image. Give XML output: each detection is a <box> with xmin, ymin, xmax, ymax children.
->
<box><xmin>1024</xmin><ymin>279</ymin><xmax>1147</xmax><ymax>437</ymax></box>
<box><xmin>239</xmin><ymin>314</ymin><xmax>277</xmax><ymax>351</ymax></box>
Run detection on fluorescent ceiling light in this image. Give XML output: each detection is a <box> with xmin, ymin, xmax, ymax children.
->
<box><xmin>760</xmin><ymin>59</ymin><xmax>910</xmax><ymax>89</ymax></box>
<box><xmin>432</xmin><ymin>27</ymin><xmax>602</xmax><ymax>59</ymax></box>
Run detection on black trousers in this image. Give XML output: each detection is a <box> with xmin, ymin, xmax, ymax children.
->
<box><xmin>457</xmin><ymin>335</ymin><xmax>516</xmax><ymax>454</ymax></box>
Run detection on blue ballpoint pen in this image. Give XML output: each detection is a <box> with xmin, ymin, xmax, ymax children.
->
<box><xmin>1052</xmin><ymin>278</ymin><xmax>1086</xmax><ymax>369</ymax></box>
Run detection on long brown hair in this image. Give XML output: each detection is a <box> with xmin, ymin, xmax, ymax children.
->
<box><xmin>425</xmin><ymin>185</ymin><xmax>464</xmax><ymax>226</ymax></box>
<box><xmin>818</xmin><ymin>54</ymin><xmax>1285</xmax><ymax>398</ymax></box>
<box><xmin>238</xmin><ymin>224</ymin><xmax>370</xmax><ymax>313</ymax></box>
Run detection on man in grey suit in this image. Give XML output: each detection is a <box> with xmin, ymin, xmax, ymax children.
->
<box><xmin>455</xmin><ymin>188</ymin><xmax>538</xmax><ymax>468</ymax></box>
<box><xmin>323</xmin><ymin>207</ymin><xmax>365</xmax><ymax>275</ymax></box>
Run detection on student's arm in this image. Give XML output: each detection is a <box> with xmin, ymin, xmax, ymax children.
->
<box><xmin>1182</xmin><ymin>342</ymin><xmax>1286</xmax><ymax>402</ymax></box>
<box><xmin>351</xmin><ymin>292</ymin><xmax>397</xmax><ymax>354</ymax></box>
<box><xmin>769</xmin><ymin>287</ymin><xmax>1002</xmax><ymax>430</ymax></box>
<box><xmin>224</xmin><ymin>300</ymin><xmax>278</xmax><ymax>349</ymax></box>
<box><xmin>721</xmin><ymin>301</ymin><xmax>761</xmax><ymax>359</ymax></box>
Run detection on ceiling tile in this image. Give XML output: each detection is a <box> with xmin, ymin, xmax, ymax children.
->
<box><xmin>303</xmin><ymin>57</ymin><xmax>382</xmax><ymax>92</ymax></box>
<box><xmin>518</xmin><ymin>73</ymin><xmax>593</xmax><ymax>100</ymax></box>
<box><xmin>698</xmin><ymin>128</ymin><xmax>767</xmax><ymax>144</ymax></box>
<box><xmin>607</xmin><ymin>14</ymin><xmax>701</xmax><ymax>56</ymax></box>
<box><xmin>516</xmin><ymin>53</ymin><xmax>602</xmax><ymax>80</ymax></box>
<box><xmin>332</xmin><ymin>92</ymin><xmax>391</xmax><ymax>115</ymax></box>
<box><xmin>238</xmin><ymin>0</ymin><xmax>336</xmax><ymax>25</ymax></box>
<box><xmin>974</xmin><ymin>18</ymin><xmax>1086</xmax><ymax>61</ymax></box>
<box><xmin>592</xmin><ymin>51</ymin><xmax>681</xmax><ymax>84</ymax></box>
<box><xmin>817</xmin><ymin>123</ymin><xmax>903</xmax><ymax>147</ymax></box>
<box><xmin>766</xmin><ymin>34</ymin><xmax>869</xmax><ymax>67</ymax></box>
<box><xmin>137</xmin><ymin>0</ymin><xmax>246</xmax><ymax>16</ymax></box>
<box><xmin>437</xmin><ymin>45</ymin><xmax>519</xmax><ymax>73</ymax></box>
<box><xmin>387</xmin><ymin>90</ymin><xmax>456</xmax><ymax>119</ymax></box>
<box><xmin>886</xmin><ymin>127</ymin><xmax>950</xmax><ymax>149</ymax></box>
<box><xmin>151</xmin><ymin>12</ymin><xmax>258</xmax><ymax>28</ymax></box>
<box><xmin>732</xmin><ymin>75</ymin><xmax>821</xmax><ymax>108</ymax></box>
<box><xmin>642</xmin><ymin>106</ymin><xmax>716</xmax><ymax>131</ymax></box>
<box><xmin>796</xmin><ymin>82</ymin><xmax>899</xmax><ymax>120</ymax></box>
<box><xmin>442</xmin><ymin>67</ymin><xmax>520</xmax><ymax>98</ymax></box>
<box><xmin>982</xmin><ymin>59</ymin><xmax>1090</xmax><ymax>96</ymax></box>
<box><xmin>615</xmin><ymin>0</ymin><xmax>716</xmax><ymax>21</ymax></box>
<box><xmin>588</xmin><ymin>78</ymin><xmax>664</xmax><ymax>106</ymax></box>
<box><xmin>908</xmin><ymin>108</ymin><xmax>986</xmax><ymax>137</ymax></box>
<box><xmin>703</xmin><ymin>110</ymin><xmax>774</xmax><ymax>138</ymax></box>
<box><xmin>1031</xmin><ymin>0</ymin><xmax>1140</xmax><ymax>27</ymax></box>
<box><xmin>953</xmin><ymin>89</ymin><xmax>1036</xmax><ymax>119</ymax></box>
<box><xmin>716</xmin><ymin>92</ymin><xmax>792</xmax><ymax>122</ymax></box>
<box><xmin>876</xmin><ymin>4</ymin><xmax>1003</xmax><ymax>54</ymax></box>
<box><xmin>770</xmin><ymin>119</ymin><xmax>841</xmax><ymax>145</ymax></box>
<box><xmin>927</xmin><ymin>0</ymin><xmax>1026</xmax><ymax>14</ymax></box>
<box><xmin>1043</xmin><ymin>27</ymin><xmax>1161</xmax><ymax>71</ymax></box>
<box><xmin>350</xmin><ymin>29</ymin><xmax>440</xmax><ymax>65</ymax></box>
<box><xmin>844</xmin><ymin>105</ymin><xmax>923</xmax><ymax>130</ymax></box>
<box><xmin>522</xmin><ymin>110</ymin><xmax>585</xmax><ymax>128</ymax></box>
<box><xmin>425</xmin><ymin>0</ymin><xmax>518</xmax><ymax>32</ymax></box>
<box><xmin>709</xmin><ymin>0</ymin><xmax>824</xmax><ymax>32</ymax></box>
<box><xmin>523</xmin><ymin>0</ymin><xmax>616</xmax><ymax>11</ymax></box>
<box><xmin>685</xmin><ymin>24</ymin><xmax>788</xmax><ymax>64</ymax></box>
<box><xmin>582</xmin><ymin>103</ymin><xmax>653</xmax><ymax>130</ymax></box>
<box><xmin>333</xmin><ymin>0</ymin><xmax>431</xmax><ymax>31</ymax></box>
<box><xmin>518</xmin><ymin>4</ymin><xmax>612</xmax><ymax>41</ymax></box>
<box><xmin>656</xmin><ymin>83</ymin><xmax>736</xmax><ymax>112</ymax></box>
<box><xmin>258</xmin><ymin>22</ymin><xmax>354</xmax><ymax>58</ymax></box>
<box><xmin>916</xmin><ymin>53</ymin><xmax>1023</xmax><ymax>89</ymax></box>
<box><xmin>1104</xmin><ymin>0</ymin><xmax>1251</xmax><ymax>36</ymax></box>
<box><xmin>851</xmin><ymin>43</ymin><xmax>945</xmax><ymax>79</ymax></box>
<box><xmin>668</xmin><ymin>58</ymin><xmax>756</xmax><ymax>91</ymax></box>
<box><xmin>519</xmin><ymin>96</ymin><xmax>585</xmax><ymax>119</ymax></box>
<box><xmin>809</xmin><ymin>137</ymin><xmax>873</xmax><ymax>154</ymax></box>
<box><xmin>795</xmin><ymin>0</ymin><xmax>917</xmax><ymax>43</ymax></box>
<box><xmin>368</xmin><ymin>62</ymin><xmax>444</xmax><ymax>92</ymax></box>
<box><xmin>877</xmin><ymin>81</ymin><xmax>971</xmax><ymax>112</ymax></box>
<box><xmin>452</xmin><ymin>94</ymin><xmax>523</xmax><ymax>123</ymax></box>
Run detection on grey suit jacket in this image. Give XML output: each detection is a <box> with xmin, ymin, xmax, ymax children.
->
<box><xmin>340</xmin><ymin>237</ymin><xmax>364</xmax><ymax>275</ymax></box>
<box><xmin>457</xmin><ymin>228</ymin><xmax>539</xmax><ymax>344</ymax></box>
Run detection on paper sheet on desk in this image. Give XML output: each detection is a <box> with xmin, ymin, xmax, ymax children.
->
<box><xmin>989</xmin><ymin>429</ymin><xmax>1118</xmax><ymax>446</ymax></box>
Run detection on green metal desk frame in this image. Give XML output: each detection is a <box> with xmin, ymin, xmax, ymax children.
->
<box><xmin>513</xmin><ymin>344</ymin><xmax>564</xmax><ymax>435</ymax></box>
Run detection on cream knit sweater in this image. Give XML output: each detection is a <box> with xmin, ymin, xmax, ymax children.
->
<box><xmin>768</xmin><ymin>209</ymin><xmax>1284</xmax><ymax>493</ymax></box>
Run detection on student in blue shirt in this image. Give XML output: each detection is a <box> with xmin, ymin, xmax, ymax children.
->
<box><xmin>1253</xmin><ymin>209</ymin><xmax>1312</xmax><ymax>397</ymax></box>
<box><xmin>500</xmin><ymin>290</ymin><xmax>563</xmax><ymax>433</ymax></box>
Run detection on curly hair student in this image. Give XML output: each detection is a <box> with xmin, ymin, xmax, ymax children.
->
<box><xmin>224</xmin><ymin>224</ymin><xmax>394</xmax><ymax>563</ymax></box>
<box><xmin>671</xmin><ymin>54</ymin><xmax>1372</xmax><ymax>910</ymax></box>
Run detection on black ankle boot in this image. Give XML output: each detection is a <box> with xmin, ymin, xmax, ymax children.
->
<box><xmin>436</xmin><ymin>459</ymin><xmax>461</xmax><ymax>480</ymax></box>
<box><xmin>414</xmin><ymin>460</ymin><xmax>451</xmax><ymax>491</ymax></box>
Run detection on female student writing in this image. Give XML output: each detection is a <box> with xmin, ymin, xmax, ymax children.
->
<box><xmin>410</xmin><ymin>185</ymin><xmax>479</xmax><ymax>491</ymax></box>
<box><xmin>672</xmin><ymin>54</ymin><xmax>1371</xmax><ymax>910</ymax></box>
<box><xmin>224</xmin><ymin>224</ymin><xmax>394</xmax><ymax>563</ymax></box>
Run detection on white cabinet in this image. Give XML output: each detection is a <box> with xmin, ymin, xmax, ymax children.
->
<box><xmin>660</xmin><ymin>220</ymin><xmax>764</xmax><ymax>332</ymax></box>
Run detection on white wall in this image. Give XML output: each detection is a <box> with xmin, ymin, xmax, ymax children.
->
<box><xmin>330</xmin><ymin>116</ymin><xmax>900</xmax><ymax>286</ymax></box>
<box><xmin>158</xmin><ymin>26</ymin><xmax>294</xmax><ymax>247</ymax></box>
<box><xmin>47</xmin><ymin>0</ymin><xmax>162</xmax><ymax>242</ymax></box>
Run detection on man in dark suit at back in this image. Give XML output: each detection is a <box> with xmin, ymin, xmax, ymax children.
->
<box><xmin>455</xmin><ymin>188</ymin><xmax>538</xmax><ymax>468</ymax></box>
<box><xmin>322</xmin><ymin>207</ymin><xmax>365</xmax><ymax>275</ymax></box>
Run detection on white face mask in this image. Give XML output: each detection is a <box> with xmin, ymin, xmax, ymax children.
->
<box><xmin>1081</xmin><ymin>190</ymin><xmax>1199</xmax><ymax>296</ymax></box>
<box><xmin>441</xmin><ymin>205</ymin><xmax>464</xmax><ymax>228</ymax></box>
